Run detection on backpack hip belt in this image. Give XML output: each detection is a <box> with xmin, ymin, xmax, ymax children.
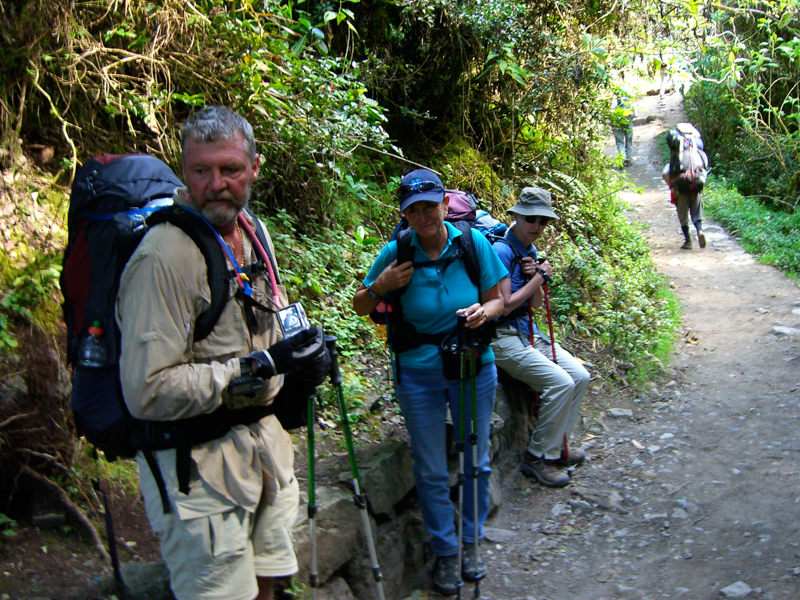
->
<box><xmin>137</xmin><ymin>403</ymin><xmax>277</xmax><ymax>513</ymax></box>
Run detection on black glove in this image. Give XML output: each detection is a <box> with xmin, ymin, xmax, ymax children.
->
<box><xmin>247</xmin><ymin>326</ymin><xmax>326</xmax><ymax>378</ymax></box>
<box><xmin>295</xmin><ymin>344</ymin><xmax>331</xmax><ymax>387</ymax></box>
<box><xmin>268</xmin><ymin>370</ymin><xmax>318</xmax><ymax>431</ymax></box>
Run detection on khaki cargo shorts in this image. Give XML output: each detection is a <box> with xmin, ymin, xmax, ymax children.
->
<box><xmin>138</xmin><ymin>451</ymin><xmax>300</xmax><ymax>600</ymax></box>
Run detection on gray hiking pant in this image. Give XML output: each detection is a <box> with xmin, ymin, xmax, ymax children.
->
<box><xmin>675</xmin><ymin>190</ymin><xmax>703</xmax><ymax>229</ymax></box>
<box><xmin>614</xmin><ymin>127</ymin><xmax>633</xmax><ymax>161</ymax></box>
<box><xmin>492</xmin><ymin>325</ymin><xmax>590</xmax><ymax>460</ymax></box>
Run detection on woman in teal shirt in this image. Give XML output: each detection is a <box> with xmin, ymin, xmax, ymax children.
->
<box><xmin>353</xmin><ymin>169</ymin><xmax>506</xmax><ymax>596</ymax></box>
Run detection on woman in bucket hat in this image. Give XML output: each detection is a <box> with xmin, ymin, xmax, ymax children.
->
<box><xmin>490</xmin><ymin>187</ymin><xmax>591</xmax><ymax>488</ymax></box>
<box><xmin>352</xmin><ymin>168</ymin><xmax>507</xmax><ymax>595</ymax></box>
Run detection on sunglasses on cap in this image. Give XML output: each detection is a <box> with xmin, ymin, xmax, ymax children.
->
<box><xmin>524</xmin><ymin>215</ymin><xmax>551</xmax><ymax>226</ymax></box>
<box><xmin>399</xmin><ymin>180</ymin><xmax>441</xmax><ymax>199</ymax></box>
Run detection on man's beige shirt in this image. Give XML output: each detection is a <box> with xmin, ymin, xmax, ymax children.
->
<box><xmin>116</xmin><ymin>190</ymin><xmax>293</xmax><ymax>519</ymax></box>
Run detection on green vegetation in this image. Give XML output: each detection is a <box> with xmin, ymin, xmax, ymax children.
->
<box><xmin>680</xmin><ymin>1</ymin><xmax>800</xmax><ymax>275</ymax></box>
<box><xmin>0</xmin><ymin>0</ymin><xmax>691</xmax><ymax>390</ymax></box>
<box><xmin>0</xmin><ymin>513</ymin><xmax>18</xmax><ymax>539</ymax></box>
<box><xmin>704</xmin><ymin>179</ymin><xmax>800</xmax><ymax>278</ymax></box>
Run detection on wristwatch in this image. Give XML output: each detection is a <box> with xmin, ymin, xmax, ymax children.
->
<box><xmin>366</xmin><ymin>286</ymin><xmax>381</xmax><ymax>301</ymax></box>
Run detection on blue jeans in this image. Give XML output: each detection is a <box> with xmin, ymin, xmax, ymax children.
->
<box><xmin>395</xmin><ymin>363</ymin><xmax>497</xmax><ymax>557</ymax></box>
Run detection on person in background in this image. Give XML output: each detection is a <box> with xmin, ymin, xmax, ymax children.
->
<box><xmin>490</xmin><ymin>187</ymin><xmax>591</xmax><ymax>488</ymax></box>
<box><xmin>352</xmin><ymin>169</ymin><xmax>506</xmax><ymax>596</ymax></box>
<box><xmin>611</xmin><ymin>92</ymin><xmax>635</xmax><ymax>167</ymax></box>
<box><xmin>117</xmin><ymin>106</ymin><xmax>329</xmax><ymax>600</ymax></box>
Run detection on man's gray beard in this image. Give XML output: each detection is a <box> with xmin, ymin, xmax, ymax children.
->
<box><xmin>200</xmin><ymin>204</ymin><xmax>241</xmax><ymax>228</ymax></box>
<box><xmin>195</xmin><ymin>189</ymin><xmax>249</xmax><ymax>228</ymax></box>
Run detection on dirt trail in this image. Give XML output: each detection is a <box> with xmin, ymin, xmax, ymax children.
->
<box><xmin>477</xmin><ymin>92</ymin><xmax>800</xmax><ymax>600</ymax></box>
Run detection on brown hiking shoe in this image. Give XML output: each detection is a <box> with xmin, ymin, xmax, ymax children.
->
<box><xmin>521</xmin><ymin>452</ymin><xmax>569</xmax><ymax>487</ymax></box>
<box><xmin>554</xmin><ymin>447</ymin><xmax>586</xmax><ymax>467</ymax></box>
<box><xmin>680</xmin><ymin>240</ymin><xmax>693</xmax><ymax>250</ymax></box>
<box><xmin>698</xmin><ymin>231</ymin><xmax>707</xmax><ymax>248</ymax></box>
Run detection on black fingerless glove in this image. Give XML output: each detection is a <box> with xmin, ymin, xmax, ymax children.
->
<box><xmin>247</xmin><ymin>326</ymin><xmax>325</xmax><ymax>378</ymax></box>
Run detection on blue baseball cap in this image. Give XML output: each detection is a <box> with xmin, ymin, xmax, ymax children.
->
<box><xmin>398</xmin><ymin>169</ymin><xmax>445</xmax><ymax>212</ymax></box>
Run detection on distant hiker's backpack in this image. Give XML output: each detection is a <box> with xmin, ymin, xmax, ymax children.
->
<box><xmin>611</xmin><ymin>96</ymin><xmax>634</xmax><ymax>130</ymax></box>
<box><xmin>666</xmin><ymin>123</ymin><xmax>709</xmax><ymax>193</ymax></box>
<box><xmin>61</xmin><ymin>154</ymin><xmax>275</xmax><ymax>461</ymax></box>
<box><xmin>474</xmin><ymin>209</ymin><xmax>508</xmax><ymax>240</ymax></box>
<box><xmin>444</xmin><ymin>189</ymin><xmax>478</xmax><ymax>221</ymax></box>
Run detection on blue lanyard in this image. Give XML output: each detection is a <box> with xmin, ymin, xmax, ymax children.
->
<box><xmin>176</xmin><ymin>205</ymin><xmax>254</xmax><ymax>296</ymax></box>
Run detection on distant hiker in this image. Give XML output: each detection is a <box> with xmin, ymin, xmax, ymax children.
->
<box><xmin>611</xmin><ymin>93</ymin><xmax>635</xmax><ymax>166</ymax></box>
<box><xmin>663</xmin><ymin>123</ymin><xmax>709</xmax><ymax>250</ymax></box>
<box><xmin>490</xmin><ymin>188</ymin><xmax>590</xmax><ymax>488</ymax></box>
<box><xmin>116</xmin><ymin>106</ymin><xmax>330</xmax><ymax>600</ymax></box>
<box><xmin>352</xmin><ymin>168</ymin><xmax>506</xmax><ymax>596</ymax></box>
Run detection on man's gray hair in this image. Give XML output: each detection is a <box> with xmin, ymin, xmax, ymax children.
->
<box><xmin>181</xmin><ymin>106</ymin><xmax>257</xmax><ymax>162</ymax></box>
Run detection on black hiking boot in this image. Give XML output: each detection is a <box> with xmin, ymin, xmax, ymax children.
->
<box><xmin>432</xmin><ymin>554</ymin><xmax>460</xmax><ymax>596</ymax></box>
<box><xmin>462</xmin><ymin>542</ymin><xmax>486</xmax><ymax>582</ymax></box>
<box><xmin>681</xmin><ymin>225</ymin><xmax>692</xmax><ymax>250</ymax></box>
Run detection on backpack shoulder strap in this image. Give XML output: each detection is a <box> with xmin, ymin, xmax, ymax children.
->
<box><xmin>146</xmin><ymin>207</ymin><xmax>230</xmax><ymax>341</ymax></box>
<box><xmin>395</xmin><ymin>226</ymin><xmax>414</xmax><ymax>266</ymax></box>
<box><xmin>451</xmin><ymin>221</ymin><xmax>480</xmax><ymax>288</ymax></box>
<box><xmin>243</xmin><ymin>207</ymin><xmax>281</xmax><ymax>286</ymax></box>
<box><xmin>492</xmin><ymin>233</ymin><xmax>525</xmax><ymax>279</ymax></box>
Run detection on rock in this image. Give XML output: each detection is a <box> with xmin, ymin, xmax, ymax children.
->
<box><xmin>343</xmin><ymin>514</ymin><xmax>430</xmax><ymax>599</ymax></box>
<box><xmin>772</xmin><ymin>326</ymin><xmax>800</xmax><ymax>338</ymax></box>
<box><xmin>293</xmin><ymin>485</ymin><xmax>363</xmax><ymax>584</ymax></box>
<box><xmin>316</xmin><ymin>576</ymin><xmax>358</xmax><ymax>600</ymax></box>
<box><xmin>573</xmin><ymin>486</ymin><xmax>627</xmax><ymax>513</ymax></box>
<box><xmin>0</xmin><ymin>374</ymin><xmax>27</xmax><ymax>406</ymax></box>
<box><xmin>120</xmin><ymin>561</ymin><xmax>171</xmax><ymax>600</ymax></box>
<box><xmin>340</xmin><ymin>440</ymin><xmax>416</xmax><ymax>515</ymax></box>
<box><xmin>671</xmin><ymin>508</ymin><xmax>689</xmax><ymax>520</ymax></box>
<box><xmin>484</xmin><ymin>527</ymin><xmax>519</xmax><ymax>543</ymax></box>
<box><xmin>644</xmin><ymin>513</ymin><xmax>668</xmax><ymax>521</ymax></box>
<box><xmin>550</xmin><ymin>503</ymin><xmax>572</xmax><ymax>518</ymax></box>
<box><xmin>608</xmin><ymin>408</ymin><xmax>634</xmax><ymax>418</ymax></box>
<box><xmin>719</xmin><ymin>580</ymin><xmax>753</xmax><ymax>598</ymax></box>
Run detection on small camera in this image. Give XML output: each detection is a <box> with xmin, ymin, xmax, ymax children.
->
<box><xmin>278</xmin><ymin>302</ymin><xmax>310</xmax><ymax>337</ymax></box>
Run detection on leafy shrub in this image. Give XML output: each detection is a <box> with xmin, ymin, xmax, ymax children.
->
<box><xmin>704</xmin><ymin>178</ymin><xmax>800</xmax><ymax>277</ymax></box>
<box><xmin>259</xmin><ymin>210</ymin><xmax>385</xmax><ymax>357</ymax></box>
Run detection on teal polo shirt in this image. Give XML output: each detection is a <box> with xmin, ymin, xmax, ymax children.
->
<box><xmin>363</xmin><ymin>222</ymin><xmax>508</xmax><ymax>370</ymax></box>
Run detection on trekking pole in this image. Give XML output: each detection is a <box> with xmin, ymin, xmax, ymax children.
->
<box><xmin>526</xmin><ymin>262</ymin><xmax>539</xmax><ymax>419</ymax></box>
<box><xmin>456</xmin><ymin>315</ymin><xmax>468</xmax><ymax>600</ymax></box>
<box><xmin>467</xmin><ymin>324</ymin><xmax>483</xmax><ymax>598</ymax></box>
<box><xmin>307</xmin><ymin>392</ymin><xmax>319</xmax><ymax>600</ymax></box>
<box><xmin>539</xmin><ymin>260</ymin><xmax>570</xmax><ymax>461</ymax></box>
<box><xmin>537</xmin><ymin>259</ymin><xmax>557</xmax><ymax>364</ymax></box>
<box><xmin>326</xmin><ymin>336</ymin><xmax>386</xmax><ymax>600</ymax></box>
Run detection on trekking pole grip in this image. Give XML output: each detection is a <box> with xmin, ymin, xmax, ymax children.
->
<box><xmin>457</xmin><ymin>314</ymin><xmax>468</xmax><ymax>349</ymax></box>
<box><xmin>325</xmin><ymin>335</ymin><xmax>343</xmax><ymax>386</ymax></box>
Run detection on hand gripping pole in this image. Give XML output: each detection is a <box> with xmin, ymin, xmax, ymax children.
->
<box><xmin>326</xmin><ymin>336</ymin><xmax>386</xmax><ymax>600</ymax></box>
